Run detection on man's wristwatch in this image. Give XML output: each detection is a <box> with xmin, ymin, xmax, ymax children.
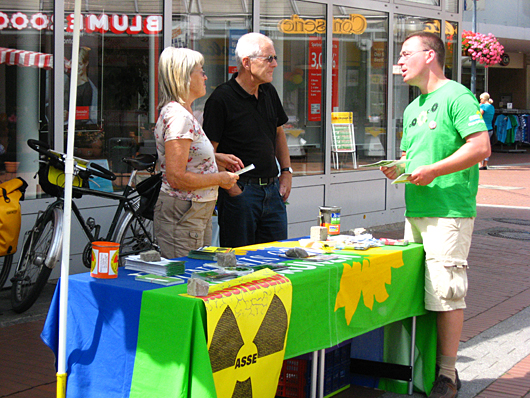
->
<box><xmin>281</xmin><ymin>167</ymin><xmax>293</xmax><ymax>174</ymax></box>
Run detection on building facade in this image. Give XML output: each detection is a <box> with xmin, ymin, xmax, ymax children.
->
<box><xmin>462</xmin><ymin>0</ymin><xmax>530</xmax><ymax>110</ymax></box>
<box><xmin>1</xmin><ymin>0</ymin><xmax>463</xmax><ymax>276</ymax></box>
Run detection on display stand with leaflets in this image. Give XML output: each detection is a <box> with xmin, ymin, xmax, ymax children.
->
<box><xmin>331</xmin><ymin>112</ymin><xmax>357</xmax><ymax>169</ymax></box>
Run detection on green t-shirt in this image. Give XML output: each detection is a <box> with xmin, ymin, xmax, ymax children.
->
<box><xmin>400</xmin><ymin>80</ymin><xmax>487</xmax><ymax>218</ymax></box>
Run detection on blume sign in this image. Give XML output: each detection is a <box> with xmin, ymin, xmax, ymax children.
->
<box><xmin>0</xmin><ymin>11</ymin><xmax>162</xmax><ymax>35</ymax></box>
<box><xmin>462</xmin><ymin>30</ymin><xmax>504</xmax><ymax>67</ymax></box>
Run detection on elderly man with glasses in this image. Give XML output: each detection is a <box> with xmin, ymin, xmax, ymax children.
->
<box><xmin>203</xmin><ymin>32</ymin><xmax>292</xmax><ymax>248</ymax></box>
<box><xmin>381</xmin><ymin>31</ymin><xmax>490</xmax><ymax>398</ymax></box>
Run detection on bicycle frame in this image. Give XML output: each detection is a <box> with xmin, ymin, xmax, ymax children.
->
<box><xmin>44</xmin><ymin>169</ymin><xmax>155</xmax><ymax>269</ymax></box>
<box><xmin>71</xmin><ymin>177</ymin><xmax>140</xmax><ymax>243</ymax></box>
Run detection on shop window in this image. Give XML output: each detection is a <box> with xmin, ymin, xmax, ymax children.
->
<box><xmin>0</xmin><ymin>7</ymin><xmax>53</xmax><ymax>199</ymax></box>
<box><xmin>332</xmin><ymin>6</ymin><xmax>389</xmax><ymax>172</ymax></box>
<box><xmin>445</xmin><ymin>21</ymin><xmax>459</xmax><ymax>81</ymax></box>
<box><xmin>171</xmin><ymin>0</ymin><xmax>252</xmax><ymax>123</ymax></box>
<box><xmin>462</xmin><ymin>65</ymin><xmax>486</xmax><ymax>96</ymax></box>
<box><xmin>397</xmin><ymin>0</ymin><xmax>441</xmax><ymax>7</ymax></box>
<box><xmin>392</xmin><ymin>15</ymin><xmax>441</xmax><ymax>159</ymax></box>
<box><xmin>260</xmin><ymin>0</ymin><xmax>327</xmax><ymax>176</ymax></box>
<box><xmin>446</xmin><ymin>0</ymin><xmax>459</xmax><ymax>13</ymax></box>
<box><xmin>62</xmin><ymin>2</ymin><xmax>163</xmax><ymax>189</ymax></box>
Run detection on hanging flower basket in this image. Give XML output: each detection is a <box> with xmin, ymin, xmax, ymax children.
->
<box><xmin>462</xmin><ymin>30</ymin><xmax>504</xmax><ymax>67</ymax></box>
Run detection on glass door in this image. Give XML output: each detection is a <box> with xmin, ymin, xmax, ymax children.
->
<box><xmin>331</xmin><ymin>6</ymin><xmax>389</xmax><ymax>171</ymax></box>
<box><xmin>392</xmin><ymin>15</ymin><xmax>441</xmax><ymax>158</ymax></box>
<box><xmin>260</xmin><ymin>0</ymin><xmax>328</xmax><ymax>176</ymax></box>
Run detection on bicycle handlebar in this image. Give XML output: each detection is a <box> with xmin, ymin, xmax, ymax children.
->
<box><xmin>27</xmin><ymin>139</ymin><xmax>63</xmax><ymax>169</ymax></box>
<box><xmin>27</xmin><ymin>139</ymin><xmax>116</xmax><ymax>181</ymax></box>
<box><xmin>87</xmin><ymin>161</ymin><xmax>116</xmax><ymax>181</ymax></box>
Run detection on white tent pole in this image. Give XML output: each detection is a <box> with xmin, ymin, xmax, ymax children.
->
<box><xmin>56</xmin><ymin>0</ymin><xmax>82</xmax><ymax>396</ymax></box>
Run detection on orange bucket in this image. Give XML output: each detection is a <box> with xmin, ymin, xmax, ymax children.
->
<box><xmin>91</xmin><ymin>241</ymin><xmax>120</xmax><ymax>279</ymax></box>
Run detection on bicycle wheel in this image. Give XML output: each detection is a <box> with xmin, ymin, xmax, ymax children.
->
<box><xmin>113</xmin><ymin>210</ymin><xmax>157</xmax><ymax>265</ymax></box>
<box><xmin>0</xmin><ymin>254</ymin><xmax>14</xmax><ymax>289</ymax></box>
<box><xmin>11</xmin><ymin>207</ymin><xmax>62</xmax><ymax>313</ymax></box>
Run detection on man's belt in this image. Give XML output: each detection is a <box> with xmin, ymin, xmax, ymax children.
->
<box><xmin>238</xmin><ymin>176</ymin><xmax>277</xmax><ymax>186</ymax></box>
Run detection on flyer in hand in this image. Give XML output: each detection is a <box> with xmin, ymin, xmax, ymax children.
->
<box><xmin>391</xmin><ymin>173</ymin><xmax>412</xmax><ymax>184</ymax></box>
<box><xmin>358</xmin><ymin>159</ymin><xmax>410</xmax><ymax>168</ymax></box>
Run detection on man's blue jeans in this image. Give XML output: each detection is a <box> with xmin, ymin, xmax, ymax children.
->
<box><xmin>217</xmin><ymin>179</ymin><xmax>287</xmax><ymax>247</ymax></box>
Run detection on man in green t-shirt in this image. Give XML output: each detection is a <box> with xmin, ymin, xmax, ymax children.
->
<box><xmin>381</xmin><ymin>32</ymin><xmax>490</xmax><ymax>398</ymax></box>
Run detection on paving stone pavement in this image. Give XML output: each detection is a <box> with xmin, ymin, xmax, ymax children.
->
<box><xmin>457</xmin><ymin>305</ymin><xmax>530</xmax><ymax>398</ymax></box>
<box><xmin>1</xmin><ymin>147</ymin><xmax>529</xmax><ymax>398</ymax></box>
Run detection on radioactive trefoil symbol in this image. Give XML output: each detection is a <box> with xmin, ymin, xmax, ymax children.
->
<box><xmin>208</xmin><ymin>294</ymin><xmax>289</xmax><ymax>398</ymax></box>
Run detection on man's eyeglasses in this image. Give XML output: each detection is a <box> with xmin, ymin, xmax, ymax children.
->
<box><xmin>251</xmin><ymin>55</ymin><xmax>278</xmax><ymax>63</ymax></box>
<box><xmin>398</xmin><ymin>49</ymin><xmax>430</xmax><ymax>60</ymax></box>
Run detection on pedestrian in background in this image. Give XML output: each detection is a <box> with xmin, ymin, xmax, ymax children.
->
<box><xmin>153</xmin><ymin>47</ymin><xmax>242</xmax><ymax>259</ymax></box>
<box><xmin>479</xmin><ymin>92</ymin><xmax>495</xmax><ymax>170</ymax></box>
<box><xmin>381</xmin><ymin>31</ymin><xmax>490</xmax><ymax>398</ymax></box>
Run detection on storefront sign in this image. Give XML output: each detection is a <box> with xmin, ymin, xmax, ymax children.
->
<box><xmin>371</xmin><ymin>41</ymin><xmax>386</xmax><ymax>69</ymax></box>
<box><xmin>278</xmin><ymin>14</ymin><xmax>367</xmax><ymax>35</ymax></box>
<box><xmin>423</xmin><ymin>20</ymin><xmax>457</xmax><ymax>36</ymax></box>
<box><xmin>308</xmin><ymin>37</ymin><xmax>338</xmax><ymax>122</ymax></box>
<box><xmin>0</xmin><ymin>11</ymin><xmax>162</xmax><ymax>35</ymax></box>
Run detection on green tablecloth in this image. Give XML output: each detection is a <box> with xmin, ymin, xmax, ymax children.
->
<box><xmin>130</xmin><ymin>242</ymin><xmax>435</xmax><ymax>397</ymax></box>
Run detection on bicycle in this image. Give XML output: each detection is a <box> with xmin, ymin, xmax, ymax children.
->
<box><xmin>10</xmin><ymin>139</ymin><xmax>160</xmax><ymax>313</ymax></box>
<box><xmin>0</xmin><ymin>254</ymin><xmax>13</xmax><ymax>288</ymax></box>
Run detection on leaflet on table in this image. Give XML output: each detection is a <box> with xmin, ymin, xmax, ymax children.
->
<box><xmin>135</xmin><ymin>274</ymin><xmax>185</xmax><ymax>286</ymax></box>
<box><xmin>278</xmin><ymin>253</ymin><xmax>339</xmax><ymax>261</ymax></box>
<box><xmin>124</xmin><ymin>255</ymin><xmax>185</xmax><ymax>276</ymax></box>
<box><xmin>391</xmin><ymin>173</ymin><xmax>412</xmax><ymax>184</ymax></box>
<box><xmin>358</xmin><ymin>159</ymin><xmax>410</xmax><ymax>168</ymax></box>
<box><xmin>188</xmin><ymin>246</ymin><xmax>234</xmax><ymax>260</ymax></box>
<box><xmin>191</xmin><ymin>270</ymin><xmax>234</xmax><ymax>281</ymax></box>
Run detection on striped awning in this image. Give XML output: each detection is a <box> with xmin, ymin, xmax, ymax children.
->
<box><xmin>0</xmin><ymin>47</ymin><xmax>53</xmax><ymax>70</ymax></box>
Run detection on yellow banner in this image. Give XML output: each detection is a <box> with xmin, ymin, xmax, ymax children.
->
<box><xmin>188</xmin><ymin>269</ymin><xmax>293</xmax><ymax>398</ymax></box>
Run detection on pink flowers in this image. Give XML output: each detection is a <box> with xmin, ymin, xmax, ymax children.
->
<box><xmin>462</xmin><ymin>31</ymin><xmax>504</xmax><ymax>67</ymax></box>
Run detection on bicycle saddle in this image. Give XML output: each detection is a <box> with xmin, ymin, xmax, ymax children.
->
<box><xmin>122</xmin><ymin>154</ymin><xmax>157</xmax><ymax>171</ymax></box>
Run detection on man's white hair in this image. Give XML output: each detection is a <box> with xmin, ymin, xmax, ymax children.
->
<box><xmin>235</xmin><ymin>32</ymin><xmax>274</xmax><ymax>69</ymax></box>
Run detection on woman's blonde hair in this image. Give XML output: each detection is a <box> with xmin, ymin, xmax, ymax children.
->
<box><xmin>480</xmin><ymin>92</ymin><xmax>494</xmax><ymax>104</ymax></box>
<box><xmin>158</xmin><ymin>47</ymin><xmax>204</xmax><ymax>108</ymax></box>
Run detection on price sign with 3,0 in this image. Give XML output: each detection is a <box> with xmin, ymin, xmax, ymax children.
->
<box><xmin>307</xmin><ymin>37</ymin><xmax>339</xmax><ymax>122</ymax></box>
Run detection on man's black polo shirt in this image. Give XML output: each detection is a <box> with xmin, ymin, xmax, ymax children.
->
<box><xmin>203</xmin><ymin>73</ymin><xmax>288</xmax><ymax>179</ymax></box>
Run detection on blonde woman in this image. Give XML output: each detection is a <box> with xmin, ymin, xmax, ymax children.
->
<box><xmin>153</xmin><ymin>47</ymin><xmax>243</xmax><ymax>258</ymax></box>
<box><xmin>479</xmin><ymin>92</ymin><xmax>495</xmax><ymax>170</ymax></box>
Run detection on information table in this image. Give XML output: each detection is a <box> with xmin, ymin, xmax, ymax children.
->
<box><xmin>41</xmin><ymin>241</ymin><xmax>436</xmax><ymax>398</ymax></box>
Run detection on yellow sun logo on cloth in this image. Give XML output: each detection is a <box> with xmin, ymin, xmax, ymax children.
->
<box><xmin>334</xmin><ymin>249</ymin><xmax>404</xmax><ymax>325</ymax></box>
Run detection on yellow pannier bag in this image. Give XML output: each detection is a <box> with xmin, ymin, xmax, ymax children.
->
<box><xmin>0</xmin><ymin>177</ymin><xmax>28</xmax><ymax>256</ymax></box>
